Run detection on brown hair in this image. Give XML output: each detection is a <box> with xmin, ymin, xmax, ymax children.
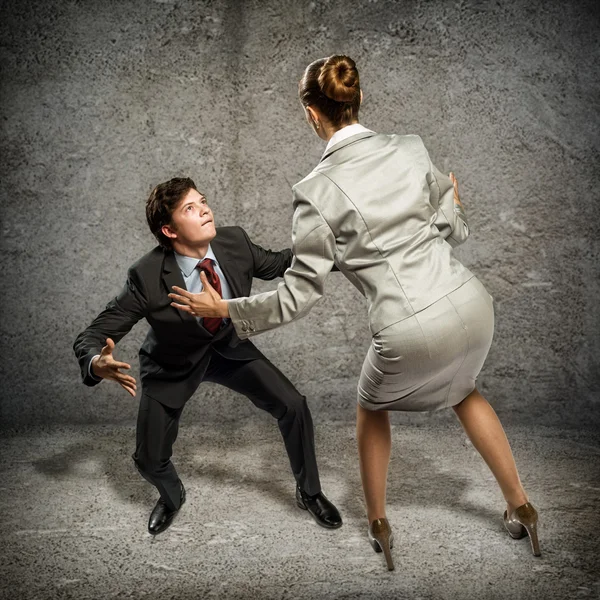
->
<box><xmin>299</xmin><ymin>55</ymin><xmax>361</xmax><ymax>127</ymax></box>
<box><xmin>146</xmin><ymin>177</ymin><xmax>198</xmax><ymax>249</ymax></box>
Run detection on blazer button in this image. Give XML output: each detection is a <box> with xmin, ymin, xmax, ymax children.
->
<box><xmin>242</xmin><ymin>324</ymin><xmax>248</xmax><ymax>332</ymax></box>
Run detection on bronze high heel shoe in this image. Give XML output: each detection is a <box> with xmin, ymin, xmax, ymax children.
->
<box><xmin>503</xmin><ymin>502</ymin><xmax>541</xmax><ymax>557</ymax></box>
<box><xmin>368</xmin><ymin>517</ymin><xmax>395</xmax><ymax>571</ymax></box>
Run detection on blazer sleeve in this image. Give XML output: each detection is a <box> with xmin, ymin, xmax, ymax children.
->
<box><xmin>241</xmin><ymin>228</ymin><xmax>340</xmax><ymax>279</ymax></box>
<box><xmin>228</xmin><ymin>188</ymin><xmax>336</xmax><ymax>339</ymax></box>
<box><xmin>240</xmin><ymin>228</ymin><xmax>294</xmax><ymax>280</ymax></box>
<box><xmin>73</xmin><ymin>267</ymin><xmax>148</xmax><ymax>386</ymax></box>
<box><xmin>422</xmin><ymin>139</ymin><xmax>470</xmax><ymax>247</ymax></box>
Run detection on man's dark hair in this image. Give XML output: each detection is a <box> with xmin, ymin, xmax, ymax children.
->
<box><xmin>146</xmin><ymin>177</ymin><xmax>198</xmax><ymax>249</ymax></box>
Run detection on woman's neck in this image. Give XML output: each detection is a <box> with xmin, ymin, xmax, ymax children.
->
<box><xmin>323</xmin><ymin>120</ymin><xmax>360</xmax><ymax>142</ymax></box>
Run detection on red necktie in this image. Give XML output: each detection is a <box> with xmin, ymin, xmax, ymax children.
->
<box><xmin>197</xmin><ymin>258</ymin><xmax>223</xmax><ymax>334</ymax></box>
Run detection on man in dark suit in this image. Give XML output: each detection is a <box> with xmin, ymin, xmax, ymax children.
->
<box><xmin>73</xmin><ymin>177</ymin><xmax>342</xmax><ymax>535</ymax></box>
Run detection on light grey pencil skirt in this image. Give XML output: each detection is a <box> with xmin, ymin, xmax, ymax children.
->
<box><xmin>358</xmin><ymin>276</ymin><xmax>495</xmax><ymax>412</ymax></box>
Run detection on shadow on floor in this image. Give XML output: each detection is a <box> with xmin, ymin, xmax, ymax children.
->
<box><xmin>32</xmin><ymin>421</ymin><xmax>500</xmax><ymax>531</ymax></box>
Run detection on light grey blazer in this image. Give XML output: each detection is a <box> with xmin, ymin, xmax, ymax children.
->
<box><xmin>228</xmin><ymin>132</ymin><xmax>474</xmax><ymax>339</ymax></box>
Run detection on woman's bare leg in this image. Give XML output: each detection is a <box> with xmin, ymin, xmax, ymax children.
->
<box><xmin>356</xmin><ymin>404</ymin><xmax>392</xmax><ymax>522</ymax></box>
<box><xmin>453</xmin><ymin>388</ymin><xmax>528</xmax><ymax>512</ymax></box>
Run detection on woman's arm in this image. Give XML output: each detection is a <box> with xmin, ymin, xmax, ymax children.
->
<box><xmin>169</xmin><ymin>187</ymin><xmax>336</xmax><ymax>339</ymax></box>
<box><xmin>423</xmin><ymin>140</ymin><xmax>470</xmax><ymax>247</ymax></box>
<box><xmin>229</xmin><ymin>187</ymin><xmax>336</xmax><ymax>338</ymax></box>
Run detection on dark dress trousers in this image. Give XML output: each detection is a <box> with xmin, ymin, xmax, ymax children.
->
<box><xmin>73</xmin><ymin>226</ymin><xmax>322</xmax><ymax>510</ymax></box>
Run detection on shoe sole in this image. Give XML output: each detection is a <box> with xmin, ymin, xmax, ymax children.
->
<box><xmin>370</xmin><ymin>537</ymin><xmax>395</xmax><ymax>552</ymax></box>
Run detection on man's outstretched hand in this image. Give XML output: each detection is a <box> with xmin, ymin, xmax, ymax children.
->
<box><xmin>91</xmin><ymin>338</ymin><xmax>137</xmax><ymax>397</ymax></box>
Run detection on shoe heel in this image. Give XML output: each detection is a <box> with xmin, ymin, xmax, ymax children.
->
<box><xmin>523</xmin><ymin>522</ymin><xmax>541</xmax><ymax>557</ymax></box>
<box><xmin>380</xmin><ymin>536</ymin><xmax>394</xmax><ymax>571</ymax></box>
<box><xmin>505</xmin><ymin>502</ymin><xmax>542</xmax><ymax>557</ymax></box>
<box><xmin>368</xmin><ymin>519</ymin><xmax>395</xmax><ymax>571</ymax></box>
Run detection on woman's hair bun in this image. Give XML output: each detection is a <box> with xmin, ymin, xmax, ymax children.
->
<box><xmin>318</xmin><ymin>55</ymin><xmax>359</xmax><ymax>103</ymax></box>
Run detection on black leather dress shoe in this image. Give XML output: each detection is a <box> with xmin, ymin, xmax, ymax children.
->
<box><xmin>296</xmin><ymin>485</ymin><xmax>342</xmax><ymax>529</ymax></box>
<box><xmin>148</xmin><ymin>482</ymin><xmax>186</xmax><ymax>535</ymax></box>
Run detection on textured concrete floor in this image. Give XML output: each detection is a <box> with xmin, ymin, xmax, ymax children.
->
<box><xmin>1</xmin><ymin>419</ymin><xmax>599</xmax><ymax>600</ymax></box>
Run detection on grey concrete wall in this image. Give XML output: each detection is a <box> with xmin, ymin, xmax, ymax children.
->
<box><xmin>1</xmin><ymin>0</ymin><xmax>598</xmax><ymax>429</ymax></box>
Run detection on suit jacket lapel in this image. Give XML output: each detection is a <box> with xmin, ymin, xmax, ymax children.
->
<box><xmin>162</xmin><ymin>252</ymin><xmax>209</xmax><ymax>332</ymax></box>
<box><xmin>210</xmin><ymin>238</ymin><xmax>243</xmax><ymax>298</ymax></box>
<box><xmin>162</xmin><ymin>242</ymin><xmax>240</xmax><ymax>339</ymax></box>
<box><xmin>210</xmin><ymin>235</ymin><xmax>244</xmax><ymax>341</ymax></box>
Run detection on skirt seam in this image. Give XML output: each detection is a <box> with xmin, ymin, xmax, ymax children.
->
<box><xmin>443</xmin><ymin>295</ymin><xmax>471</xmax><ymax>408</ymax></box>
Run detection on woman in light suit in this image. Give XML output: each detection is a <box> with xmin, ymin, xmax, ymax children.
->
<box><xmin>169</xmin><ymin>55</ymin><xmax>541</xmax><ymax>570</ymax></box>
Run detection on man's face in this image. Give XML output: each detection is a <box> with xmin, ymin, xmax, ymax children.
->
<box><xmin>162</xmin><ymin>188</ymin><xmax>216</xmax><ymax>247</ymax></box>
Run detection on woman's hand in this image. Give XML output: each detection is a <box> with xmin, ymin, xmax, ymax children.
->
<box><xmin>448</xmin><ymin>172</ymin><xmax>463</xmax><ymax>208</ymax></box>
<box><xmin>169</xmin><ymin>271</ymin><xmax>230</xmax><ymax>318</ymax></box>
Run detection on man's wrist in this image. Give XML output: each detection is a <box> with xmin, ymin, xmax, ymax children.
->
<box><xmin>89</xmin><ymin>355</ymin><xmax>102</xmax><ymax>381</ymax></box>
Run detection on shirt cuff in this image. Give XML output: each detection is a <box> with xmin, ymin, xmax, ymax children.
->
<box><xmin>88</xmin><ymin>355</ymin><xmax>102</xmax><ymax>381</ymax></box>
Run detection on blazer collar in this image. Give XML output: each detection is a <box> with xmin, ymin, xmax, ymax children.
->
<box><xmin>163</xmin><ymin>238</ymin><xmax>241</xmax><ymax>298</ymax></box>
<box><xmin>173</xmin><ymin>245</ymin><xmax>218</xmax><ymax>277</ymax></box>
<box><xmin>320</xmin><ymin>131</ymin><xmax>376</xmax><ymax>162</ymax></box>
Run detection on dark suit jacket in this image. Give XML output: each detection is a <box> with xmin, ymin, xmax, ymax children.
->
<box><xmin>73</xmin><ymin>226</ymin><xmax>294</xmax><ymax>409</ymax></box>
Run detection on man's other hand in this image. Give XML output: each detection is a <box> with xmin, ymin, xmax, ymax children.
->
<box><xmin>91</xmin><ymin>338</ymin><xmax>137</xmax><ymax>397</ymax></box>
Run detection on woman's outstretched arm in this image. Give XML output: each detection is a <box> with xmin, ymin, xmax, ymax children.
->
<box><xmin>228</xmin><ymin>188</ymin><xmax>336</xmax><ymax>339</ymax></box>
<box><xmin>169</xmin><ymin>186</ymin><xmax>336</xmax><ymax>339</ymax></box>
